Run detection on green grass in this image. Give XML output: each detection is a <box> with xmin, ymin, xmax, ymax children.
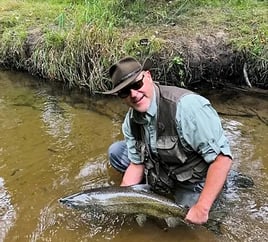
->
<box><xmin>0</xmin><ymin>0</ymin><xmax>267</xmax><ymax>91</ymax></box>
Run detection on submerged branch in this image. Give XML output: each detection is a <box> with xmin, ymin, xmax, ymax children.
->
<box><xmin>218</xmin><ymin>108</ymin><xmax>268</xmax><ymax>125</ymax></box>
<box><xmin>249</xmin><ymin>108</ymin><xmax>268</xmax><ymax>125</ymax></box>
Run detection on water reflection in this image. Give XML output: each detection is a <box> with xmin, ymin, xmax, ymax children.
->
<box><xmin>0</xmin><ymin>71</ymin><xmax>267</xmax><ymax>242</ymax></box>
<box><xmin>41</xmin><ymin>94</ymin><xmax>73</xmax><ymax>139</ymax></box>
<box><xmin>0</xmin><ymin>177</ymin><xmax>16</xmax><ymax>242</ymax></box>
<box><xmin>30</xmin><ymin>199</ymin><xmax>127</xmax><ymax>241</ymax></box>
<box><xmin>75</xmin><ymin>154</ymin><xmax>112</xmax><ymax>189</ymax></box>
<box><xmin>213</xmin><ymin>101</ymin><xmax>268</xmax><ymax>241</ymax></box>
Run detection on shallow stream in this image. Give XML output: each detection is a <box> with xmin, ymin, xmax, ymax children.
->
<box><xmin>0</xmin><ymin>71</ymin><xmax>267</xmax><ymax>242</ymax></box>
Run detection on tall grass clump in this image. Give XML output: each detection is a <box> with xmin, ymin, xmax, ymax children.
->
<box><xmin>223</xmin><ymin>0</ymin><xmax>268</xmax><ymax>87</ymax></box>
<box><xmin>0</xmin><ymin>0</ymin><xmax>267</xmax><ymax>90</ymax></box>
<box><xmin>0</xmin><ymin>0</ymin><xmax>124</xmax><ymax>91</ymax></box>
<box><xmin>29</xmin><ymin>25</ymin><xmax>121</xmax><ymax>92</ymax></box>
<box><xmin>0</xmin><ymin>26</ymin><xmax>28</xmax><ymax>69</ymax></box>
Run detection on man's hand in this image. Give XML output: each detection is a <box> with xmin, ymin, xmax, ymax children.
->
<box><xmin>120</xmin><ymin>162</ymin><xmax>145</xmax><ymax>186</ymax></box>
<box><xmin>185</xmin><ymin>154</ymin><xmax>232</xmax><ymax>225</ymax></box>
<box><xmin>185</xmin><ymin>203</ymin><xmax>209</xmax><ymax>224</ymax></box>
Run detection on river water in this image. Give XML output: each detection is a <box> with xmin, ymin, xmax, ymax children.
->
<box><xmin>0</xmin><ymin>71</ymin><xmax>267</xmax><ymax>242</ymax></box>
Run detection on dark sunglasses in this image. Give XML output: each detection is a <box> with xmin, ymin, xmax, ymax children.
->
<box><xmin>118</xmin><ymin>75</ymin><xmax>144</xmax><ymax>98</ymax></box>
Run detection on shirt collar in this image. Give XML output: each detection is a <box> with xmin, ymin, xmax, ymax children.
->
<box><xmin>146</xmin><ymin>88</ymin><xmax>157</xmax><ymax>117</ymax></box>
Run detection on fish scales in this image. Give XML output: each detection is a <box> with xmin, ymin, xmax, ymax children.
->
<box><xmin>59</xmin><ymin>185</ymin><xmax>186</xmax><ymax>222</ymax></box>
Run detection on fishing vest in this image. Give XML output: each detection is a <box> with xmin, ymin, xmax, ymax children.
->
<box><xmin>130</xmin><ymin>84</ymin><xmax>209</xmax><ymax>192</ymax></box>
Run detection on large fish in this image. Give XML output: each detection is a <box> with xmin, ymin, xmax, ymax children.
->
<box><xmin>59</xmin><ymin>184</ymin><xmax>187</xmax><ymax>227</ymax></box>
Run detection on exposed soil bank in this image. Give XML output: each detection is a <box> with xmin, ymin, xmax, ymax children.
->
<box><xmin>0</xmin><ymin>0</ymin><xmax>267</xmax><ymax>92</ymax></box>
<box><xmin>1</xmin><ymin>29</ymin><xmax>267</xmax><ymax>92</ymax></box>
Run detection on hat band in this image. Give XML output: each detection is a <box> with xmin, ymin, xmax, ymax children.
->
<box><xmin>119</xmin><ymin>68</ymin><xmax>141</xmax><ymax>82</ymax></box>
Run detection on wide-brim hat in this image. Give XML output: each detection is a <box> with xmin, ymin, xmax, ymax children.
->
<box><xmin>101</xmin><ymin>56</ymin><xmax>152</xmax><ymax>95</ymax></box>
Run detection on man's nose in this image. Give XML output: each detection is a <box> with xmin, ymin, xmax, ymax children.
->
<box><xmin>130</xmin><ymin>89</ymin><xmax>138</xmax><ymax>97</ymax></box>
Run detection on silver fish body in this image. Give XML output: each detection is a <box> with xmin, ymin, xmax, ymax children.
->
<box><xmin>59</xmin><ymin>185</ymin><xmax>186</xmax><ymax>225</ymax></box>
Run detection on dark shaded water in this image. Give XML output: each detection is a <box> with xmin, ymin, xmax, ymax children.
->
<box><xmin>0</xmin><ymin>71</ymin><xmax>267</xmax><ymax>242</ymax></box>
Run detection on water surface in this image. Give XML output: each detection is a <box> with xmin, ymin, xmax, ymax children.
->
<box><xmin>0</xmin><ymin>71</ymin><xmax>267</xmax><ymax>242</ymax></box>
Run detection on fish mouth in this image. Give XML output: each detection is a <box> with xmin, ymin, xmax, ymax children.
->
<box><xmin>58</xmin><ymin>198</ymin><xmax>66</xmax><ymax>204</ymax></box>
<box><xmin>58</xmin><ymin>198</ymin><xmax>75</xmax><ymax>208</ymax></box>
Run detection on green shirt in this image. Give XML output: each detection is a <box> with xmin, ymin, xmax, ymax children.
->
<box><xmin>122</xmin><ymin>87</ymin><xmax>232</xmax><ymax>164</ymax></box>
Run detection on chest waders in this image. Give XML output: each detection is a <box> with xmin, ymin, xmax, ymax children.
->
<box><xmin>130</xmin><ymin>85</ymin><xmax>209</xmax><ymax>194</ymax></box>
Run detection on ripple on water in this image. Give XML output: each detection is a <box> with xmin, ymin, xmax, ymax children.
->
<box><xmin>41</xmin><ymin>96</ymin><xmax>73</xmax><ymax>138</ymax></box>
<box><xmin>75</xmin><ymin>154</ymin><xmax>112</xmax><ymax>188</ymax></box>
<box><xmin>0</xmin><ymin>177</ymin><xmax>16</xmax><ymax>242</ymax></box>
<box><xmin>218</xmin><ymin>117</ymin><xmax>268</xmax><ymax>241</ymax></box>
<box><xmin>30</xmin><ymin>199</ymin><xmax>128</xmax><ymax>242</ymax></box>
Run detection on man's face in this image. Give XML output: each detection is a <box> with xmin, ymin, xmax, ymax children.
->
<box><xmin>120</xmin><ymin>71</ymin><xmax>154</xmax><ymax>113</ymax></box>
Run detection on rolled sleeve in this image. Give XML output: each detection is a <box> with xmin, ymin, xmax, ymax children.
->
<box><xmin>177</xmin><ymin>94</ymin><xmax>233</xmax><ymax>163</ymax></box>
<box><xmin>122</xmin><ymin>113</ymin><xmax>142</xmax><ymax>164</ymax></box>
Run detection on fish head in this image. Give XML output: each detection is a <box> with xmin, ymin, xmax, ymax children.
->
<box><xmin>59</xmin><ymin>192</ymin><xmax>95</xmax><ymax>209</ymax></box>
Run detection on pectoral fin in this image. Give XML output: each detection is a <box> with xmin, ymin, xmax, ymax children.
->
<box><xmin>135</xmin><ymin>214</ymin><xmax>147</xmax><ymax>227</ymax></box>
<box><xmin>164</xmin><ymin>217</ymin><xmax>183</xmax><ymax>228</ymax></box>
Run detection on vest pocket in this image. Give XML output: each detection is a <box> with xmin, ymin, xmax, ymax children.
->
<box><xmin>157</xmin><ymin>136</ymin><xmax>187</xmax><ymax>163</ymax></box>
<box><xmin>175</xmin><ymin>169</ymin><xmax>193</xmax><ymax>182</ymax></box>
<box><xmin>146</xmin><ymin>165</ymin><xmax>175</xmax><ymax>194</ymax></box>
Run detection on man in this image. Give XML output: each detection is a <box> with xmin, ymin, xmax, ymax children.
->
<box><xmin>102</xmin><ymin>56</ymin><xmax>233</xmax><ymax>225</ymax></box>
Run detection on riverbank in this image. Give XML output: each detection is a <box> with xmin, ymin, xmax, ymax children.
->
<box><xmin>0</xmin><ymin>0</ymin><xmax>267</xmax><ymax>93</ymax></box>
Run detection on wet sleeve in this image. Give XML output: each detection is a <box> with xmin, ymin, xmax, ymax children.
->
<box><xmin>122</xmin><ymin>112</ymin><xmax>142</xmax><ymax>164</ymax></box>
<box><xmin>176</xmin><ymin>94</ymin><xmax>233</xmax><ymax>163</ymax></box>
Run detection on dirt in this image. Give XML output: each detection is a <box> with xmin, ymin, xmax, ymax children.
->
<box><xmin>1</xmin><ymin>27</ymin><xmax>267</xmax><ymax>91</ymax></box>
<box><xmin>149</xmin><ymin>29</ymin><xmax>267</xmax><ymax>89</ymax></box>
